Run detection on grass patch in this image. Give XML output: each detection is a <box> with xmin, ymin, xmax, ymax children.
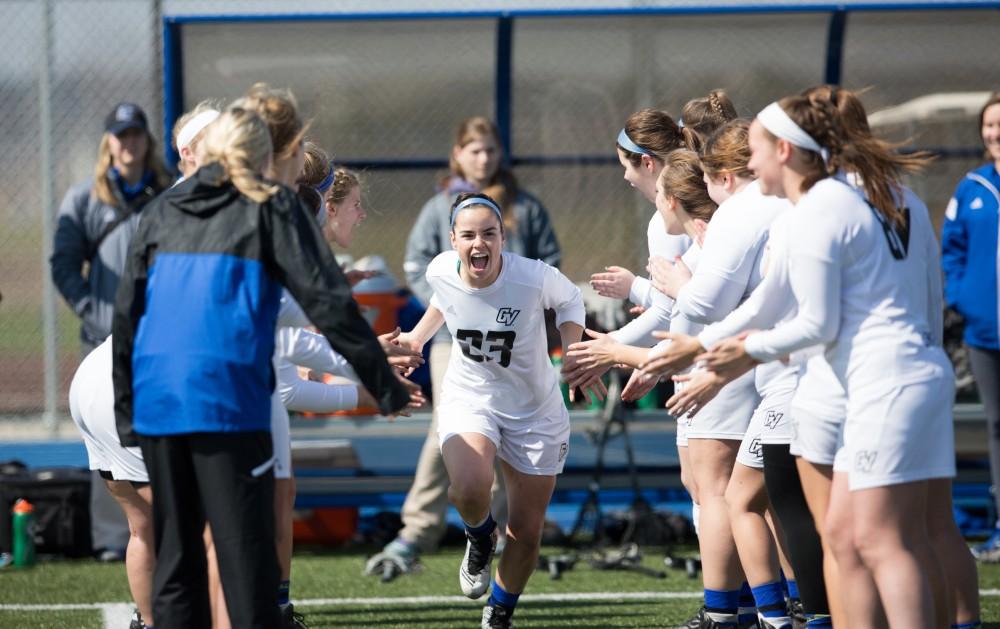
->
<box><xmin>3</xmin><ymin>546</ymin><xmax>1000</xmax><ymax>627</ymax></box>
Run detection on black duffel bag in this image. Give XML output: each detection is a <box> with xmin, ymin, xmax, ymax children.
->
<box><xmin>0</xmin><ymin>462</ymin><xmax>92</xmax><ymax>558</ymax></box>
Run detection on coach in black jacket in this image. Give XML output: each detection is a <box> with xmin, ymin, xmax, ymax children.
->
<box><xmin>111</xmin><ymin>108</ymin><xmax>410</xmax><ymax>629</ymax></box>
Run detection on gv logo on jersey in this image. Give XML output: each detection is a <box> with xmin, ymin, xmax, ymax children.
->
<box><xmin>764</xmin><ymin>411</ymin><xmax>783</xmax><ymax>429</ymax></box>
<box><xmin>496</xmin><ymin>307</ymin><xmax>521</xmax><ymax>326</ymax></box>
<box><xmin>855</xmin><ymin>450</ymin><xmax>877</xmax><ymax>473</ymax></box>
<box><xmin>747</xmin><ymin>437</ymin><xmax>762</xmax><ymax>458</ymax></box>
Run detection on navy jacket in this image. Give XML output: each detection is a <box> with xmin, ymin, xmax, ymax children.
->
<box><xmin>112</xmin><ymin>163</ymin><xmax>410</xmax><ymax>445</ymax></box>
<box><xmin>942</xmin><ymin>163</ymin><xmax>1000</xmax><ymax>349</ymax></box>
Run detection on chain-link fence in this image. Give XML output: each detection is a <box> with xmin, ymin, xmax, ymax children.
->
<box><xmin>1</xmin><ymin>0</ymin><xmax>161</xmax><ymax>422</ymax></box>
<box><xmin>3</xmin><ymin>0</ymin><xmax>999</xmax><ymax>423</ymax></box>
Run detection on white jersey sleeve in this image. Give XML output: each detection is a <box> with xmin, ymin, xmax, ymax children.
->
<box><xmin>905</xmin><ymin>188</ymin><xmax>944</xmax><ymax>347</ymax></box>
<box><xmin>274</xmin><ymin>331</ymin><xmax>359</xmax><ymax>413</ymax></box>
<box><xmin>743</xmin><ymin>205</ymin><xmax>841</xmax><ymax>363</ymax></box>
<box><xmin>276</xmin><ymin>327</ymin><xmax>359</xmax><ymax>380</ymax></box>
<box><xmin>676</xmin><ymin>181</ymin><xmax>787</xmax><ymax>324</ymax></box>
<box><xmin>541</xmin><ymin>263</ymin><xmax>586</xmax><ymax>328</ymax></box>
<box><xmin>277</xmin><ymin>291</ymin><xmax>310</xmax><ymax>328</ymax></box>
<box><xmin>616</xmin><ymin>214</ymin><xmax>690</xmax><ymax>346</ymax></box>
<box><xmin>697</xmin><ymin>213</ymin><xmax>797</xmax><ymax>349</ymax></box>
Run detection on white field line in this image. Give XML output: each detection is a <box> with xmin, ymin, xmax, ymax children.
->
<box><xmin>0</xmin><ymin>589</ymin><xmax>998</xmax><ymax>614</ymax></box>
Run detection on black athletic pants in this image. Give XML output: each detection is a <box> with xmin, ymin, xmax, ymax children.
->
<box><xmin>139</xmin><ymin>431</ymin><xmax>280</xmax><ymax>629</ymax></box>
<box><xmin>762</xmin><ymin>443</ymin><xmax>830</xmax><ymax>616</ymax></box>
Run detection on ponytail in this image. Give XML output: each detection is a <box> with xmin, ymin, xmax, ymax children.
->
<box><xmin>200</xmin><ymin>107</ymin><xmax>278</xmax><ymax>203</ymax></box>
<box><xmin>780</xmin><ymin>87</ymin><xmax>932</xmax><ymax>227</ymax></box>
<box><xmin>681</xmin><ymin>90</ymin><xmax>738</xmax><ymax>153</ymax></box>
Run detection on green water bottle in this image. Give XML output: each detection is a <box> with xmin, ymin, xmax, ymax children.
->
<box><xmin>12</xmin><ymin>499</ymin><xmax>35</xmax><ymax>567</ymax></box>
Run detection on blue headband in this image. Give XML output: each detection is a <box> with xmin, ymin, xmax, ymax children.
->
<box><xmin>314</xmin><ymin>167</ymin><xmax>335</xmax><ymax>195</ymax></box>
<box><xmin>617</xmin><ymin>128</ymin><xmax>651</xmax><ymax>156</ymax></box>
<box><xmin>450</xmin><ymin>197</ymin><xmax>503</xmax><ymax>228</ymax></box>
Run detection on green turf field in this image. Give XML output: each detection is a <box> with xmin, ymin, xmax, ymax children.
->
<box><xmin>3</xmin><ymin>547</ymin><xmax>1000</xmax><ymax>628</ymax></box>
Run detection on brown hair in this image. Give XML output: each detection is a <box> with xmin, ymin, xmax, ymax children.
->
<box><xmin>700</xmin><ymin>119</ymin><xmax>753</xmax><ymax>181</ymax></box>
<box><xmin>92</xmin><ymin>132</ymin><xmax>171</xmax><ymax>208</ymax></box>
<box><xmin>617</xmin><ymin>108</ymin><xmax>688</xmax><ymax>167</ymax></box>
<box><xmin>199</xmin><ymin>107</ymin><xmax>278</xmax><ymax>203</ymax></box>
<box><xmin>232</xmin><ymin>83</ymin><xmax>308</xmax><ymax>160</ymax></box>
<box><xmin>326</xmin><ymin>168</ymin><xmax>362</xmax><ymax>208</ymax></box>
<box><xmin>980</xmin><ymin>91</ymin><xmax>1000</xmax><ymax>160</ymax></box>
<box><xmin>657</xmin><ymin>150</ymin><xmax>717</xmax><ymax>222</ymax></box>
<box><xmin>296</xmin><ymin>141</ymin><xmax>333</xmax><ymax>212</ymax></box>
<box><xmin>443</xmin><ymin>116</ymin><xmax>518</xmax><ymax>230</ymax></box>
<box><xmin>681</xmin><ymin>90</ymin><xmax>738</xmax><ymax>152</ymax></box>
<box><xmin>450</xmin><ymin>192</ymin><xmax>504</xmax><ymax>233</ymax></box>
<box><xmin>778</xmin><ymin>86</ymin><xmax>932</xmax><ymax>226</ymax></box>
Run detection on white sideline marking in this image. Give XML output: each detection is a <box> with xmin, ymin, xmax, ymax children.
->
<box><xmin>2</xmin><ymin>589</ymin><xmax>1000</xmax><ymax>613</ymax></box>
<box><xmin>101</xmin><ymin>603</ymin><xmax>133</xmax><ymax>629</ymax></box>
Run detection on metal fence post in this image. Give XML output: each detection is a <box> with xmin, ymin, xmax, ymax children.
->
<box><xmin>39</xmin><ymin>0</ymin><xmax>58</xmax><ymax>433</ymax></box>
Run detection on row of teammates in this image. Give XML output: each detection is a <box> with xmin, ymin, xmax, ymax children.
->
<box><xmin>56</xmin><ymin>83</ymin><xmax>998</xmax><ymax>629</ymax></box>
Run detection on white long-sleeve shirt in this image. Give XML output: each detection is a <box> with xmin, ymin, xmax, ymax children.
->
<box><xmin>614</xmin><ymin>213</ymin><xmax>690</xmax><ymax>347</ymax></box>
<box><xmin>676</xmin><ymin>180</ymin><xmax>789</xmax><ymax>325</ymax></box>
<box><xmin>275</xmin><ymin>327</ymin><xmax>360</xmax><ymax>413</ymax></box>
<box><xmin>744</xmin><ymin>178</ymin><xmax>944</xmax><ymax>389</ymax></box>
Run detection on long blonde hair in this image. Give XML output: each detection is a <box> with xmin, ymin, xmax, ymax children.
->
<box><xmin>92</xmin><ymin>132</ymin><xmax>170</xmax><ymax>208</ymax></box>
<box><xmin>199</xmin><ymin>107</ymin><xmax>278</xmax><ymax>203</ymax></box>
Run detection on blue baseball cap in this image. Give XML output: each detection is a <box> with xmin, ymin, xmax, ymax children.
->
<box><xmin>104</xmin><ymin>102</ymin><xmax>148</xmax><ymax>135</ymax></box>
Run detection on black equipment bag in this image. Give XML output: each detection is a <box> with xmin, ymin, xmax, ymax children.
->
<box><xmin>0</xmin><ymin>462</ymin><xmax>92</xmax><ymax>558</ymax></box>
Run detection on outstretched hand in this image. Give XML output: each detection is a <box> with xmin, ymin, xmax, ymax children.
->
<box><xmin>637</xmin><ymin>331</ymin><xmax>703</xmax><ymax>380</ymax></box>
<box><xmin>696</xmin><ymin>334</ymin><xmax>757</xmax><ymax>382</ymax></box>
<box><xmin>590</xmin><ymin>266</ymin><xmax>635</xmax><ymax>300</ymax></box>
<box><xmin>648</xmin><ymin>255</ymin><xmax>691</xmax><ymax>299</ymax></box>
<box><xmin>566</xmin><ymin>328</ymin><xmax>621</xmax><ymax>369</ymax></box>
<box><xmin>380</xmin><ymin>328</ymin><xmax>425</xmax><ymax>376</ymax></box>
<box><xmin>621</xmin><ymin>367</ymin><xmax>657</xmax><ymax>402</ymax></box>
<box><xmin>665</xmin><ymin>369</ymin><xmax>726</xmax><ymax>419</ymax></box>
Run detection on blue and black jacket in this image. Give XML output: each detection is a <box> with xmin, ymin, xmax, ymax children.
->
<box><xmin>942</xmin><ymin>163</ymin><xmax>1000</xmax><ymax>350</ymax></box>
<box><xmin>112</xmin><ymin>163</ymin><xmax>410</xmax><ymax>445</ymax></box>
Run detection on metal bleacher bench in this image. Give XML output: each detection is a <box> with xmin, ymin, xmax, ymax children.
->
<box><xmin>290</xmin><ymin>403</ymin><xmax>990</xmax><ymax>508</ymax></box>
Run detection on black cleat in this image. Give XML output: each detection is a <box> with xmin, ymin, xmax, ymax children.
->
<box><xmin>280</xmin><ymin>602</ymin><xmax>308</xmax><ymax>629</ymax></box>
<box><xmin>128</xmin><ymin>609</ymin><xmax>143</xmax><ymax>629</ymax></box>
<box><xmin>481</xmin><ymin>603</ymin><xmax>514</xmax><ymax>628</ymax></box>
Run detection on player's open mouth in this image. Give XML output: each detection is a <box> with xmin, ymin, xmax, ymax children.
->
<box><xmin>470</xmin><ymin>253</ymin><xmax>489</xmax><ymax>271</ymax></box>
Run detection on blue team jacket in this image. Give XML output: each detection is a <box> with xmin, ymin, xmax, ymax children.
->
<box><xmin>942</xmin><ymin>163</ymin><xmax>1000</xmax><ymax>350</ymax></box>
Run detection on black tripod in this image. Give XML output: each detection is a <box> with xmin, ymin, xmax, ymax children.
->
<box><xmin>563</xmin><ymin>368</ymin><xmax>670</xmax><ymax>578</ymax></box>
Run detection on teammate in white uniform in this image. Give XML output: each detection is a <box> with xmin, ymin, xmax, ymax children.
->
<box><xmin>694</xmin><ymin>92</ymin><xmax>973</xmax><ymax>629</ymax></box>
<box><xmin>70</xmin><ymin>337</ymin><xmax>154</xmax><ymax>629</ymax></box>
<box><xmin>395</xmin><ymin>193</ymin><xmax>601</xmax><ymax>629</ymax></box>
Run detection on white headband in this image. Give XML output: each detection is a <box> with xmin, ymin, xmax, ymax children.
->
<box><xmin>176</xmin><ymin>110</ymin><xmax>220</xmax><ymax>151</ymax></box>
<box><xmin>756</xmin><ymin>102</ymin><xmax>829</xmax><ymax>165</ymax></box>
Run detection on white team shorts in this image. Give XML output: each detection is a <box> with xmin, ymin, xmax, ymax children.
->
<box><xmin>736</xmin><ymin>366</ymin><xmax>798</xmax><ymax>469</ymax></box>
<box><xmin>68</xmin><ymin>343</ymin><xmax>148</xmax><ymax>483</ymax></box>
<box><xmin>270</xmin><ymin>391</ymin><xmax>292</xmax><ymax>480</ymax></box>
<box><xmin>789</xmin><ymin>402</ymin><xmax>845</xmax><ymax>468</ymax></box>
<box><xmin>437</xmin><ymin>402</ymin><xmax>571</xmax><ymax>476</ymax></box>
<box><xmin>843</xmin><ymin>360</ymin><xmax>957</xmax><ymax>491</ymax></box>
<box><xmin>788</xmin><ymin>355</ymin><xmax>847</xmax><ymax>467</ymax></box>
<box><xmin>684</xmin><ymin>367</ymin><xmax>759</xmax><ymax>441</ymax></box>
